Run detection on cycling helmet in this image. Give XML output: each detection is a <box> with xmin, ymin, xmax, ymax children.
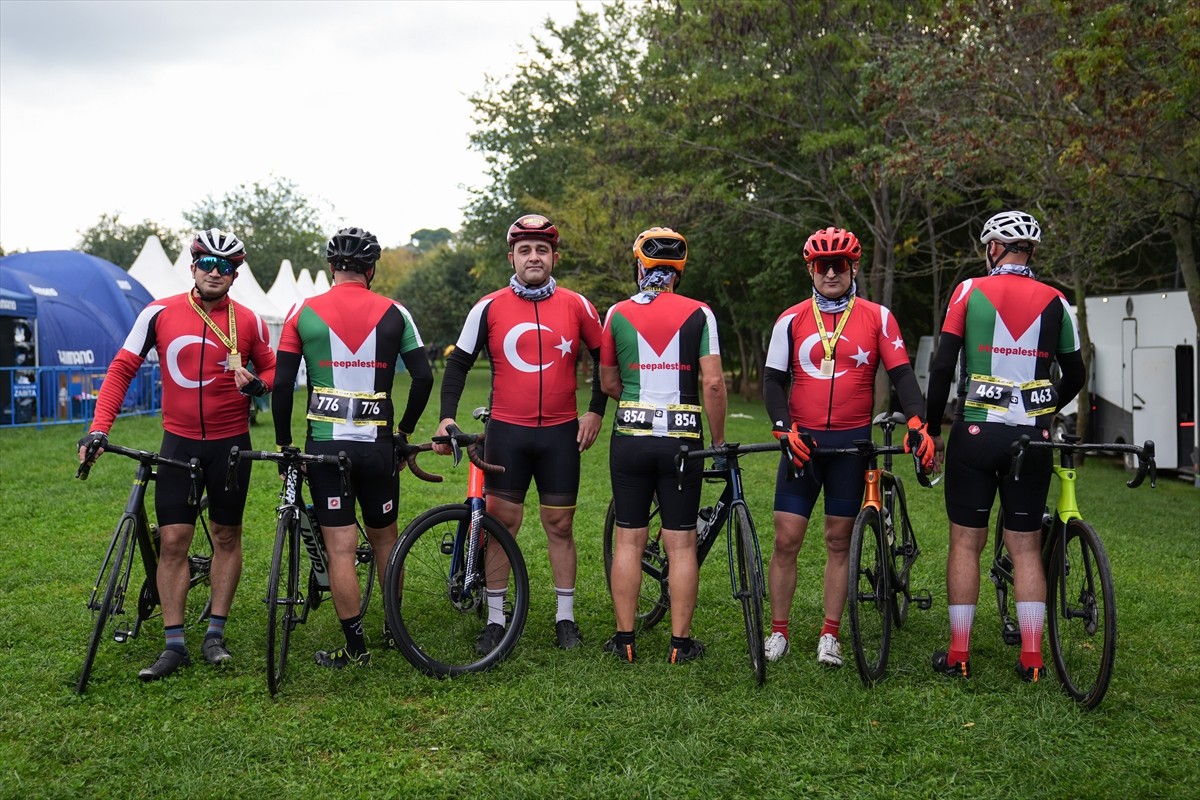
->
<box><xmin>803</xmin><ymin>227</ymin><xmax>861</xmax><ymax>264</ymax></box>
<box><xmin>507</xmin><ymin>214</ymin><xmax>560</xmax><ymax>249</ymax></box>
<box><xmin>980</xmin><ymin>210</ymin><xmax>1041</xmax><ymax>245</ymax></box>
<box><xmin>326</xmin><ymin>227</ymin><xmax>381</xmax><ymax>272</ymax></box>
<box><xmin>190</xmin><ymin>228</ymin><xmax>246</xmax><ymax>264</ymax></box>
<box><xmin>633</xmin><ymin>227</ymin><xmax>688</xmax><ymax>274</ymax></box>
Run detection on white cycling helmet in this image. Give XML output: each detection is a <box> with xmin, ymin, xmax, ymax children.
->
<box><xmin>190</xmin><ymin>228</ymin><xmax>247</xmax><ymax>263</ymax></box>
<box><xmin>980</xmin><ymin>211</ymin><xmax>1041</xmax><ymax>245</ymax></box>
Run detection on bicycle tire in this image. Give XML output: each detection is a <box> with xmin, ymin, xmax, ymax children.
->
<box><xmin>266</xmin><ymin>508</ymin><xmax>301</xmax><ymax>697</ymax></box>
<box><xmin>602</xmin><ymin>497</ymin><xmax>669</xmax><ymax>631</ymax></box>
<box><xmin>355</xmin><ymin>524</ymin><xmax>375</xmax><ymax>618</ymax></box>
<box><xmin>887</xmin><ymin>478</ymin><xmax>916</xmax><ymax>628</ymax></box>
<box><xmin>384</xmin><ymin>504</ymin><xmax>529</xmax><ymax>677</ymax></box>
<box><xmin>733</xmin><ymin>504</ymin><xmax>766</xmax><ymax>686</ymax></box>
<box><xmin>847</xmin><ymin>506</ymin><xmax>892</xmax><ymax>686</ymax></box>
<box><xmin>78</xmin><ymin>521</ymin><xmax>136</xmax><ymax>694</ymax></box>
<box><xmin>991</xmin><ymin>509</ymin><xmax>1022</xmax><ymax>646</ymax></box>
<box><xmin>1047</xmin><ymin>519</ymin><xmax>1116</xmax><ymax>709</ymax></box>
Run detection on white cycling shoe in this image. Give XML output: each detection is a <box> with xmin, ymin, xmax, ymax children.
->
<box><xmin>764</xmin><ymin>632</ymin><xmax>790</xmax><ymax>662</ymax></box>
<box><xmin>817</xmin><ymin>633</ymin><xmax>843</xmax><ymax>667</ymax></box>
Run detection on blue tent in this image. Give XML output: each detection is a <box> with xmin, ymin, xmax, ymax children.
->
<box><xmin>0</xmin><ymin>251</ymin><xmax>154</xmax><ymax>419</ymax></box>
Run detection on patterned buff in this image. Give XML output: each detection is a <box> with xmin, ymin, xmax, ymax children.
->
<box><xmin>813</xmin><ymin>280</ymin><xmax>857</xmax><ymax>314</ymax></box>
<box><xmin>510</xmin><ymin>274</ymin><xmax>557</xmax><ymax>301</ymax></box>
<box><xmin>988</xmin><ymin>263</ymin><xmax>1035</xmax><ymax>278</ymax></box>
<box><xmin>631</xmin><ymin>267</ymin><xmax>677</xmax><ymax>305</ymax></box>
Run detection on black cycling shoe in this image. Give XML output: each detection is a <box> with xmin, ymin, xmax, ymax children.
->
<box><xmin>1015</xmin><ymin>658</ymin><xmax>1043</xmax><ymax>683</ymax></box>
<box><xmin>603</xmin><ymin>636</ymin><xmax>636</xmax><ymax>663</ymax></box>
<box><xmin>202</xmin><ymin>635</ymin><xmax>232</xmax><ymax>665</ymax></box>
<box><xmin>931</xmin><ymin>650</ymin><xmax>971</xmax><ymax>679</ymax></box>
<box><xmin>314</xmin><ymin>647</ymin><xmax>370</xmax><ymax>669</ymax></box>
<box><xmin>381</xmin><ymin>628</ymin><xmax>400</xmax><ymax>651</ymax></box>
<box><xmin>667</xmin><ymin>637</ymin><xmax>705</xmax><ymax>665</ymax></box>
<box><xmin>475</xmin><ymin>623</ymin><xmax>506</xmax><ymax>655</ymax></box>
<box><xmin>555</xmin><ymin>620</ymin><xmax>583</xmax><ymax>650</ymax></box>
<box><xmin>138</xmin><ymin>649</ymin><xmax>191</xmax><ymax>681</ymax></box>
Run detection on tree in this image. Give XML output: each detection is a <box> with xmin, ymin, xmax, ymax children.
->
<box><xmin>182</xmin><ymin>176</ymin><xmax>331</xmax><ymax>287</ymax></box>
<box><xmin>76</xmin><ymin>212</ymin><xmax>181</xmax><ymax>269</ymax></box>
<box><xmin>395</xmin><ymin>242</ymin><xmax>483</xmax><ymax>349</ymax></box>
<box><xmin>408</xmin><ymin>228</ymin><xmax>454</xmax><ymax>253</ymax></box>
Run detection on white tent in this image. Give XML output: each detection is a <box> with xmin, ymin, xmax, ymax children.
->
<box><xmin>172</xmin><ymin>242</ymin><xmax>196</xmax><ymax>289</ymax></box>
<box><xmin>228</xmin><ymin>262</ymin><xmax>284</xmax><ymax>350</ymax></box>
<box><xmin>295</xmin><ymin>268</ymin><xmax>316</xmax><ymax>299</ymax></box>
<box><xmin>129</xmin><ymin>235</ymin><xmax>190</xmax><ymax>299</ymax></box>
<box><xmin>267</xmin><ymin>259</ymin><xmax>303</xmax><ymax>317</ymax></box>
<box><xmin>313</xmin><ymin>269</ymin><xmax>330</xmax><ymax>295</ymax></box>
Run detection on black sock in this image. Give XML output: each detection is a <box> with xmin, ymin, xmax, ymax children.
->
<box><xmin>670</xmin><ymin>635</ymin><xmax>692</xmax><ymax>649</ymax></box>
<box><xmin>614</xmin><ymin>630</ymin><xmax>635</xmax><ymax>646</ymax></box>
<box><xmin>340</xmin><ymin>614</ymin><xmax>366</xmax><ymax>656</ymax></box>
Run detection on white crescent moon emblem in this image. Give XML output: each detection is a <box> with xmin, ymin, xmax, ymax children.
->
<box><xmin>166</xmin><ymin>334</ymin><xmax>217</xmax><ymax>389</ymax></box>
<box><xmin>503</xmin><ymin>322</ymin><xmax>552</xmax><ymax>373</ymax></box>
<box><xmin>797</xmin><ymin>332</ymin><xmax>848</xmax><ymax>380</ymax></box>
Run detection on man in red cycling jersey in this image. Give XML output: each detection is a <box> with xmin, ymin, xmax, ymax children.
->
<box><xmin>78</xmin><ymin>229</ymin><xmax>276</xmax><ymax>681</ymax></box>
<box><xmin>926</xmin><ymin>210</ymin><xmax>1084</xmax><ymax>682</ymax></box>
<box><xmin>436</xmin><ymin>214</ymin><xmax>607</xmax><ymax>653</ymax></box>
<box><xmin>762</xmin><ymin>227</ymin><xmax>933</xmax><ymax>668</ymax></box>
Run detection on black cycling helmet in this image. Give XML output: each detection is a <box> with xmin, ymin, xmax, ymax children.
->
<box><xmin>326</xmin><ymin>227</ymin><xmax>381</xmax><ymax>272</ymax></box>
<box><xmin>190</xmin><ymin>228</ymin><xmax>246</xmax><ymax>264</ymax></box>
<box><xmin>507</xmin><ymin>214</ymin><xmax>560</xmax><ymax>250</ymax></box>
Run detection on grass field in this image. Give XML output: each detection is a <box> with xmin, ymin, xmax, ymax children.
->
<box><xmin>1</xmin><ymin>367</ymin><xmax>1198</xmax><ymax>799</ymax></box>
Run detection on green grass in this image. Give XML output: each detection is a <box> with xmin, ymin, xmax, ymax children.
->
<box><xmin>1</xmin><ymin>367</ymin><xmax>1198</xmax><ymax>799</ymax></box>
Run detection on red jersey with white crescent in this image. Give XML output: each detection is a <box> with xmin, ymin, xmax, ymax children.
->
<box><xmin>450</xmin><ymin>287</ymin><xmax>602</xmax><ymax>427</ymax></box>
<box><xmin>764</xmin><ymin>297</ymin><xmax>910</xmax><ymax>430</ymax></box>
<box><xmin>90</xmin><ymin>291</ymin><xmax>276</xmax><ymax>439</ymax></box>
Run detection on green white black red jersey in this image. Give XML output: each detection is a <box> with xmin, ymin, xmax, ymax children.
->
<box><xmin>941</xmin><ymin>273</ymin><xmax>1080</xmax><ymax>426</ymax></box>
<box><xmin>600</xmin><ymin>292</ymin><xmax>719</xmax><ymax>439</ymax></box>
<box><xmin>276</xmin><ymin>282</ymin><xmax>424</xmax><ymax>442</ymax></box>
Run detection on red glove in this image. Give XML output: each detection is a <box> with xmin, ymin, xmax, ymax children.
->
<box><xmin>905</xmin><ymin>416</ymin><xmax>935</xmax><ymax>471</ymax></box>
<box><xmin>773</xmin><ymin>422</ymin><xmax>813</xmax><ymax>470</ymax></box>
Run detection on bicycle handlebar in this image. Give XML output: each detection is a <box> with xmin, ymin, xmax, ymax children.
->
<box><xmin>403</xmin><ymin>426</ymin><xmax>504</xmax><ymax>484</ymax></box>
<box><xmin>1010</xmin><ymin>436</ymin><xmax>1157</xmax><ymax>489</ymax></box>
<box><xmin>76</xmin><ymin>441</ymin><xmax>204</xmax><ymax>506</ymax></box>
<box><xmin>795</xmin><ymin>432</ymin><xmax>936</xmax><ymax>489</ymax></box>
<box><xmin>225</xmin><ymin>446</ymin><xmax>352</xmax><ymax>495</ymax></box>
<box><xmin>674</xmin><ymin>441</ymin><xmax>781</xmax><ymax>490</ymax></box>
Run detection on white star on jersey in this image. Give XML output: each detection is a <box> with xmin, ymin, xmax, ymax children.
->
<box><xmin>891</xmin><ymin>335</ymin><xmax>905</xmax><ymax>350</ymax></box>
<box><xmin>554</xmin><ymin>335</ymin><xmax>574</xmax><ymax>358</ymax></box>
<box><xmin>851</xmin><ymin>346</ymin><xmax>871</xmax><ymax>367</ymax></box>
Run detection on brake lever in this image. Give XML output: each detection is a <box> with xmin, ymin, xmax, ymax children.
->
<box><xmin>225</xmin><ymin>447</ymin><xmax>241</xmax><ymax>491</ymax></box>
<box><xmin>187</xmin><ymin>458</ymin><xmax>202</xmax><ymax>507</ymax></box>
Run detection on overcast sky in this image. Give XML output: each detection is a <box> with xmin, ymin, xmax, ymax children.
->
<box><xmin>0</xmin><ymin>0</ymin><xmax>593</xmax><ymax>252</ymax></box>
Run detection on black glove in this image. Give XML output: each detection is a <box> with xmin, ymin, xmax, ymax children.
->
<box><xmin>393</xmin><ymin>431</ymin><xmax>411</xmax><ymax>473</ymax></box>
<box><xmin>78</xmin><ymin>431</ymin><xmax>108</xmax><ymax>453</ymax></box>
<box><xmin>239</xmin><ymin>377</ymin><xmax>267</xmax><ymax>397</ymax></box>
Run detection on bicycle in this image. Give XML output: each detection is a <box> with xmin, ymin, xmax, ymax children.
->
<box><xmin>384</xmin><ymin>408</ymin><xmax>530</xmax><ymax>678</ymax></box>
<box><xmin>990</xmin><ymin>435</ymin><xmax>1155</xmax><ymax>709</ymax></box>
<box><xmin>601</xmin><ymin>440</ymin><xmax>780</xmax><ymax>686</ymax></box>
<box><xmin>225</xmin><ymin>446</ymin><xmax>375</xmax><ymax>696</ymax></box>
<box><xmin>75</xmin><ymin>441</ymin><xmax>213</xmax><ymax>694</ymax></box>
<box><xmin>798</xmin><ymin>412</ymin><xmax>935</xmax><ymax>686</ymax></box>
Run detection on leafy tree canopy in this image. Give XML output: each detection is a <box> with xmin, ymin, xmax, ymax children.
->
<box><xmin>76</xmin><ymin>212</ymin><xmax>181</xmax><ymax>269</ymax></box>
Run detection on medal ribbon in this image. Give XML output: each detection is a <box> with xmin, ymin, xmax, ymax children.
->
<box><xmin>811</xmin><ymin>296</ymin><xmax>855</xmax><ymax>363</ymax></box>
<box><xmin>189</xmin><ymin>290</ymin><xmax>238</xmax><ymax>356</ymax></box>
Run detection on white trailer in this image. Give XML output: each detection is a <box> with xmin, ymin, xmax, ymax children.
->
<box><xmin>1084</xmin><ymin>289</ymin><xmax>1197</xmax><ymax>473</ymax></box>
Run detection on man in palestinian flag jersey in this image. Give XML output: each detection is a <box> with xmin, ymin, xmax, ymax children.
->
<box><xmin>600</xmin><ymin>226</ymin><xmax>727</xmax><ymax>665</ymax></box>
<box><xmin>273</xmin><ymin>227</ymin><xmax>433</xmax><ymax>669</ymax></box>
<box><xmin>925</xmin><ymin>210</ymin><xmax>1085</xmax><ymax>683</ymax></box>
<box><xmin>436</xmin><ymin>214</ymin><xmax>607</xmax><ymax>654</ymax></box>
<box><xmin>761</xmin><ymin>227</ymin><xmax>935</xmax><ymax>671</ymax></box>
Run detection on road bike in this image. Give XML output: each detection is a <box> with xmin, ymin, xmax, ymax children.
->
<box><xmin>75</xmin><ymin>441</ymin><xmax>212</xmax><ymax>694</ymax></box>
<box><xmin>991</xmin><ymin>434</ymin><xmax>1155</xmax><ymax>709</ymax></box>
<box><xmin>225</xmin><ymin>446</ymin><xmax>374</xmax><ymax>696</ymax></box>
<box><xmin>602</xmin><ymin>440</ymin><xmax>780</xmax><ymax>685</ymax></box>
<box><xmin>800</xmin><ymin>412</ymin><xmax>935</xmax><ymax>685</ymax></box>
<box><xmin>384</xmin><ymin>409</ymin><xmax>529</xmax><ymax>677</ymax></box>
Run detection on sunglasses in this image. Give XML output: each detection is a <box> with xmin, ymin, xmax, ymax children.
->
<box><xmin>811</xmin><ymin>258</ymin><xmax>853</xmax><ymax>275</ymax></box>
<box><xmin>194</xmin><ymin>256</ymin><xmax>238</xmax><ymax>276</ymax></box>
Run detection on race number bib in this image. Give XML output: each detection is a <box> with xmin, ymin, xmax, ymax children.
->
<box><xmin>615</xmin><ymin>401</ymin><xmax>656</xmax><ymax>435</ymax></box>
<box><xmin>964</xmin><ymin>374</ymin><xmax>1015</xmax><ymax>412</ymax></box>
<box><xmin>615</xmin><ymin>401</ymin><xmax>702</xmax><ymax>439</ymax></box>
<box><xmin>1019</xmin><ymin>379</ymin><xmax>1058</xmax><ymax>417</ymax></box>
<box><xmin>307</xmin><ymin>388</ymin><xmax>390</xmax><ymax>426</ymax></box>
<box><xmin>666</xmin><ymin>403</ymin><xmax>702</xmax><ymax>439</ymax></box>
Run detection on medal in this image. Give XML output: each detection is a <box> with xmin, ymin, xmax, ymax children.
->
<box><xmin>228</xmin><ymin>352</ymin><xmax>243</xmax><ymax>371</ymax></box>
<box><xmin>811</xmin><ymin>297</ymin><xmax>855</xmax><ymax>379</ymax></box>
<box><xmin>820</xmin><ymin>358</ymin><xmax>834</xmax><ymax>377</ymax></box>
<box><xmin>188</xmin><ymin>290</ymin><xmax>240</xmax><ymax>372</ymax></box>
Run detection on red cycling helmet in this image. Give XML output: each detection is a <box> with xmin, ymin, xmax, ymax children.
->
<box><xmin>190</xmin><ymin>228</ymin><xmax>247</xmax><ymax>264</ymax></box>
<box><xmin>507</xmin><ymin>214</ymin><xmax>560</xmax><ymax>250</ymax></box>
<box><xmin>803</xmin><ymin>227</ymin><xmax>862</xmax><ymax>264</ymax></box>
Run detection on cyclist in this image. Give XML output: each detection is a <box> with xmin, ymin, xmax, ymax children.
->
<box><xmin>77</xmin><ymin>228</ymin><xmax>276</xmax><ymax>681</ymax></box>
<box><xmin>435</xmin><ymin>213</ymin><xmax>606</xmax><ymax>652</ymax></box>
<box><xmin>272</xmin><ymin>226</ymin><xmax>433</xmax><ymax>669</ymax></box>
<box><xmin>762</xmin><ymin>226</ymin><xmax>934</xmax><ymax>668</ymax></box>
<box><xmin>601</xmin><ymin>226</ymin><xmax>727</xmax><ymax>664</ymax></box>
<box><xmin>926</xmin><ymin>210</ymin><xmax>1084</xmax><ymax>682</ymax></box>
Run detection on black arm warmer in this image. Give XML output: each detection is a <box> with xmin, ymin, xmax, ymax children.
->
<box><xmin>763</xmin><ymin>366</ymin><xmax>791</xmax><ymax>426</ymax></box>
<box><xmin>272</xmin><ymin>350</ymin><xmax>302</xmax><ymax>446</ymax></box>
<box><xmin>1055</xmin><ymin>349</ymin><xmax>1086</xmax><ymax>411</ymax></box>
<box><xmin>438</xmin><ymin>348</ymin><xmax>476</xmax><ymax>421</ymax></box>
<box><xmin>887</xmin><ymin>362</ymin><xmax>927</xmax><ymax>422</ymax></box>
<box><xmin>925</xmin><ymin>332</ymin><xmax>962</xmax><ymax>438</ymax></box>
<box><xmin>398</xmin><ymin>347</ymin><xmax>435</xmax><ymax>436</ymax></box>
<box><xmin>586</xmin><ymin>346</ymin><xmax>608</xmax><ymax>416</ymax></box>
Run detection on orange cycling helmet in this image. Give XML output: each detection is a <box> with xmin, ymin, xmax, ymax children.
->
<box><xmin>507</xmin><ymin>214</ymin><xmax>560</xmax><ymax>250</ymax></box>
<box><xmin>803</xmin><ymin>227</ymin><xmax>862</xmax><ymax>264</ymax></box>
<box><xmin>633</xmin><ymin>227</ymin><xmax>688</xmax><ymax>275</ymax></box>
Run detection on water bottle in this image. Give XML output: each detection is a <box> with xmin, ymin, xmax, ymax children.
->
<box><xmin>299</xmin><ymin>505</ymin><xmax>330</xmax><ymax>590</ymax></box>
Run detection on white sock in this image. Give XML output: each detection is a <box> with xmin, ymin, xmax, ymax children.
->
<box><xmin>486</xmin><ymin>587</ymin><xmax>507</xmax><ymax>627</ymax></box>
<box><xmin>555</xmin><ymin>586</ymin><xmax>575</xmax><ymax>623</ymax></box>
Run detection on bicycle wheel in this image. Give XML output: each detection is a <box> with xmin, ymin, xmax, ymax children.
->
<box><xmin>991</xmin><ymin>508</ymin><xmax>1021</xmax><ymax>646</ymax></box>
<box><xmin>732</xmin><ymin>504</ymin><xmax>766</xmax><ymax>686</ymax></box>
<box><xmin>78</xmin><ymin>521</ymin><xmax>136</xmax><ymax>694</ymax></box>
<box><xmin>847</xmin><ymin>507</ymin><xmax>892</xmax><ymax>685</ymax></box>
<box><xmin>188</xmin><ymin>496</ymin><xmax>214</xmax><ymax>623</ymax></box>
<box><xmin>266</xmin><ymin>509</ymin><xmax>302</xmax><ymax>696</ymax></box>
<box><xmin>1047</xmin><ymin>520</ymin><xmax>1116</xmax><ymax>709</ymax></box>
<box><xmin>602</xmin><ymin>497</ymin><xmax>669</xmax><ymax>631</ymax></box>
<box><xmin>886</xmin><ymin>479</ymin><xmax>917</xmax><ymax>628</ymax></box>
<box><xmin>384</xmin><ymin>504</ymin><xmax>529</xmax><ymax>677</ymax></box>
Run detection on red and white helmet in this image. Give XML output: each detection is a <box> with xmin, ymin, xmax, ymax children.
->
<box><xmin>190</xmin><ymin>228</ymin><xmax>247</xmax><ymax>264</ymax></box>
<box><xmin>980</xmin><ymin>211</ymin><xmax>1041</xmax><ymax>245</ymax></box>
<box><xmin>507</xmin><ymin>214</ymin><xmax>560</xmax><ymax>249</ymax></box>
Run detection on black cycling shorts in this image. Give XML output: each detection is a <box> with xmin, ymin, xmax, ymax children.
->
<box><xmin>483</xmin><ymin>418</ymin><xmax>580</xmax><ymax>507</ymax></box>
<box><xmin>773</xmin><ymin>424</ymin><xmax>870</xmax><ymax>519</ymax></box>
<box><xmin>943</xmin><ymin>420</ymin><xmax>1053</xmax><ymax>531</ymax></box>
<box><xmin>156</xmin><ymin>431</ymin><xmax>252</xmax><ymax>527</ymax></box>
<box><xmin>306</xmin><ymin>439</ymin><xmax>399</xmax><ymax>529</ymax></box>
<box><xmin>610</xmin><ymin>435</ymin><xmax>702</xmax><ymax>531</ymax></box>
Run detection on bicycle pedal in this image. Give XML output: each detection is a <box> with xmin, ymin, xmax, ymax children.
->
<box><xmin>440</xmin><ymin>535</ymin><xmax>454</xmax><ymax>555</ymax></box>
<box><xmin>1001</xmin><ymin>620</ymin><xmax>1021</xmax><ymax>646</ymax></box>
<box><xmin>113</xmin><ymin>629</ymin><xmax>131</xmax><ymax>644</ymax></box>
<box><xmin>913</xmin><ymin>590</ymin><xmax>933</xmax><ymax>610</ymax></box>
